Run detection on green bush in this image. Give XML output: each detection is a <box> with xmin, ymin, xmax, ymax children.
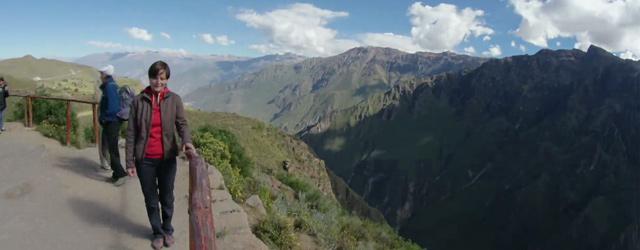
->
<box><xmin>276</xmin><ymin>173</ymin><xmax>312</xmax><ymax>194</ymax></box>
<box><xmin>292</xmin><ymin>212</ymin><xmax>313</xmax><ymax>235</ymax></box>
<box><xmin>258</xmin><ymin>185</ymin><xmax>275</xmax><ymax>211</ymax></box>
<box><xmin>83</xmin><ymin>126</ymin><xmax>96</xmax><ymax>144</ymax></box>
<box><xmin>272</xmin><ymin>172</ymin><xmax>420</xmax><ymax>250</ymax></box>
<box><xmin>254</xmin><ymin>212</ymin><xmax>297</xmax><ymax>250</ymax></box>
<box><xmin>193</xmin><ymin>128</ymin><xmax>246</xmax><ymax>200</ymax></box>
<box><xmin>7</xmin><ymin>98</ymin><xmax>24</xmax><ymax>122</ymax></box>
<box><xmin>36</xmin><ymin>120</ymin><xmax>81</xmax><ymax>147</ymax></box>
<box><xmin>13</xmin><ymin>96</ymin><xmax>81</xmax><ymax>147</ymax></box>
<box><xmin>195</xmin><ymin>125</ymin><xmax>253</xmax><ymax>177</ymax></box>
<box><xmin>276</xmin><ymin>173</ymin><xmax>330</xmax><ymax>212</ymax></box>
<box><xmin>13</xmin><ymin>97</ymin><xmax>79</xmax><ymax>132</ymax></box>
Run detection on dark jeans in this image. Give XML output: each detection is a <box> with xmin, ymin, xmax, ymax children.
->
<box><xmin>0</xmin><ymin>109</ymin><xmax>4</xmax><ymax>130</ymax></box>
<box><xmin>101</xmin><ymin>121</ymin><xmax>126</xmax><ymax>179</ymax></box>
<box><xmin>137</xmin><ymin>157</ymin><xmax>177</xmax><ymax>237</ymax></box>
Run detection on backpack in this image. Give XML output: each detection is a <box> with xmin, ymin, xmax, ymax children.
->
<box><xmin>116</xmin><ymin>85</ymin><xmax>135</xmax><ymax>121</ymax></box>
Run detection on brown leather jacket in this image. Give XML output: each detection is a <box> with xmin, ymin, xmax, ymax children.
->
<box><xmin>125</xmin><ymin>89</ymin><xmax>192</xmax><ymax>169</ymax></box>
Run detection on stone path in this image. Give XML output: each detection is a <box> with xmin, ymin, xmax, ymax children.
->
<box><xmin>0</xmin><ymin>122</ymin><xmax>267</xmax><ymax>250</ymax></box>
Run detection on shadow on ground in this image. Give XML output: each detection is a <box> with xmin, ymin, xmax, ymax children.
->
<box><xmin>54</xmin><ymin>156</ymin><xmax>115</xmax><ymax>182</ymax></box>
<box><xmin>69</xmin><ymin>197</ymin><xmax>149</xmax><ymax>240</ymax></box>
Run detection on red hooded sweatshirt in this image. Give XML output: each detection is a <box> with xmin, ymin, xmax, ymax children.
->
<box><xmin>144</xmin><ymin>86</ymin><xmax>170</xmax><ymax>159</ymax></box>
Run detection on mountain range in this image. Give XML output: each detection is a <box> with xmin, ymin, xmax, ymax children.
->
<box><xmin>74</xmin><ymin>51</ymin><xmax>305</xmax><ymax>95</ymax></box>
<box><xmin>301</xmin><ymin>45</ymin><xmax>640</xmax><ymax>250</ymax></box>
<box><xmin>186</xmin><ymin>46</ymin><xmax>487</xmax><ymax>133</ymax></box>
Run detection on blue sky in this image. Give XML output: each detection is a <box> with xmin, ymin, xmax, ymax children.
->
<box><xmin>0</xmin><ymin>0</ymin><xmax>638</xmax><ymax>60</ymax></box>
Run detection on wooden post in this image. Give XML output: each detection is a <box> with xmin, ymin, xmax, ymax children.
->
<box><xmin>189</xmin><ymin>156</ymin><xmax>216</xmax><ymax>250</ymax></box>
<box><xmin>23</xmin><ymin>96</ymin><xmax>28</xmax><ymax>127</ymax></box>
<box><xmin>27</xmin><ymin>96</ymin><xmax>33</xmax><ymax>127</ymax></box>
<box><xmin>93</xmin><ymin>104</ymin><xmax>102</xmax><ymax>162</ymax></box>
<box><xmin>66</xmin><ymin>100</ymin><xmax>71</xmax><ymax>146</ymax></box>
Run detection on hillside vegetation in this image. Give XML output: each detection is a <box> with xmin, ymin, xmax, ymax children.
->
<box><xmin>187</xmin><ymin>110</ymin><xmax>419</xmax><ymax>249</ymax></box>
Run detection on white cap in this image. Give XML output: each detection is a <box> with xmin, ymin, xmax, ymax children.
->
<box><xmin>99</xmin><ymin>65</ymin><xmax>114</xmax><ymax>76</ymax></box>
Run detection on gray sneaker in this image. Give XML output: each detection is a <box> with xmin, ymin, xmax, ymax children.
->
<box><xmin>113</xmin><ymin>177</ymin><xmax>127</xmax><ymax>186</ymax></box>
<box><xmin>99</xmin><ymin>164</ymin><xmax>111</xmax><ymax>171</ymax></box>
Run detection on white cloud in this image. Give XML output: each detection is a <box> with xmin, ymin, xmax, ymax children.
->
<box><xmin>619</xmin><ymin>50</ymin><xmax>639</xmax><ymax>61</ymax></box>
<box><xmin>88</xmin><ymin>41</ymin><xmax>125</xmax><ymax>49</ymax></box>
<box><xmin>88</xmin><ymin>40</ymin><xmax>188</xmax><ymax>56</ymax></box>
<box><xmin>235</xmin><ymin>2</ymin><xmax>496</xmax><ymax>56</ymax></box>
<box><xmin>519</xmin><ymin>44</ymin><xmax>527</xmax><ymax>52</ymax></box>
<box><xmin>87</xmin><ymin>40</ymin><xmax>149</xmax><ymax>51</ymax></box>
<box><xmin>510</xmin><ymin>0</ymin><xmax>640</xmax><ymax>56</ymax></box>
<box><xmin>360</xmin><ymin>33</ymin><xmax>423</xmax><ymax>53</ymax></box>
<box><xmin>199</xmin><ymin>33</ymin><xmax>216</xmax><ymax>44</ymax></box>
<box><xmin>409</xmin><ymin>2</ymin><xmax>494</xmax><ymax>52</ymax></box>
<box><xmin>199</xmin><ymin>34</ymin><xmax>235</xmax><ymax>46</ymax></box>
<box><xmin>249</xmin><ymin>44</ymin><xmax>278</xmax><ymax>54</ymax></box>
<box><xmin>159</xmin><ymin>48</ymin><xmax>190</xmax><ymax>56</ymax></box>
<box><xmin>126</xmin><ymin>27</ymin><xmax>153</xmax><ymax>41</ymax></box>
<box><xmin>235</xmin><ymin>3</ymin><xmax>359</xmax><ymax>56</ymax></box>
<box><xmin>215</xmin><ymin>35</ymin><xmax>235</xmax><ymax>46</ymax></box>
<box><xmin>510</xmin><ymin>40</ymin><xmax>527</xmax><ymax>53</ymax></box>
<box><xmin>160</xmin><ymin>32</ymin><xmax>171</xmax><ymax>40</ymax></box>
<box><xmin>464</xmin><ymin>46</ymin><xmax>476</xmax><ymax>55</ymax></box>
<box><xmin>482</xmin><ymin>44</ymin><xmax>502</xmax><ymax>57</ymax></box>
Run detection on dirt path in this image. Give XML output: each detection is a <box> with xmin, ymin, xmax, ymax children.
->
<box><xmin>0</xmin><ymin>122</ymin><xmax>266</xmax><ymax>250</ymax></box>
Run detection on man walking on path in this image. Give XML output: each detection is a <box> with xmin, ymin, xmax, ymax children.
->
<box><xmin>98</xmin><ymin>65</ymin><xmax>127</xmax><ymax>186</ymax></box>
<box><xmin>0</xmin><ymin>77</ymin><xmax>9</xmax><ymax>133</ymax></box>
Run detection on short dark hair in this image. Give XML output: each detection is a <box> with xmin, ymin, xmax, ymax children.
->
<box><xmin>0</xmin><ymin>76</ymin><xmax>4</xmax><ymax>81</ymax></box>
<box><xmin>148</xmin><ymin>60</ymin><xmax>170</xmax><ymax>79</ymax></box>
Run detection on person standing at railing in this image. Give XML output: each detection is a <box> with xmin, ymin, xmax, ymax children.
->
<box><xmin>0</xmin><ymin>77</ymin><xmax>9</xmax><ymax>133</ymax></box>
<box><xmin>125</xmin><ymin>60</ymin><xmax>197</xmax><ymax>249</ymax></box>
<box><xmin>98</xmin><ymin>65</ymin><xmax>128</xmax><ymax>186</ymax></box>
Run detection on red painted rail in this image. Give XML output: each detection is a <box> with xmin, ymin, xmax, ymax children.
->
<box><xmin>189</xmin><ymin>155</ymin><xmax>217</xmax><ymax>250</ymax></box>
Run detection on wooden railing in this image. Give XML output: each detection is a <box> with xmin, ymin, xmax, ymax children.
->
<box><xmin>189</xmin><ymin>156</ymin><xmax>217</xmax><ymax>250</ymax></box>
<box><xmin>10</xmin><ymin>92</ymin><xmax>100</xmax><ymax>147</ymax></box>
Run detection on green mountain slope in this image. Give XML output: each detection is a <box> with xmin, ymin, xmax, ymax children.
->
<box><xmin>0</xmin><ymin>55</ymin><xmax>97</xmax><ymax>81</ymax></box>
<box><xmin>0</xmin><ymin>55</ymin><xmax>143</xmax><ymax>97</ymax></box>
<box><xmin>302</xmin><ymin>46</ymin><xmax>640</xmax><ymax>250</ymax></box>
<box><xmin>186</xmin><ymin>110</ymin><xmax>418</xmax><ymax>249</ymax></box>
<box><xmin>0</xmin><ymin>55</ymin><xmax>143</xmax><ymax>148</ymax></box>
<box><xmin>186</xmin><ymin>46</ymin><xmax>486</xmax><ymax>133</ymax></box>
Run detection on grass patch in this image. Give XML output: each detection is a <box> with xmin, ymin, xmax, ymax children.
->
<box><xmin>268</xmin><ymin>172</ymin><xmax>419</xmax><ymax>249</ymax></box>
<box><xmin>254</xmin><ymin>211</ymin><xmax>298</xmax><ymax>249</ymax></box>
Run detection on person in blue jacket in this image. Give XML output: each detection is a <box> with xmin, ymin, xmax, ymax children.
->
<box><xmin>99</xmin><ymin>65</ymin><xmax>127</xmax><ymax>186</ymax></box>
<box><xmin>0</xmin><ymin>77</ymin><xmax>9</xmax><ymax>133</ymax></box>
